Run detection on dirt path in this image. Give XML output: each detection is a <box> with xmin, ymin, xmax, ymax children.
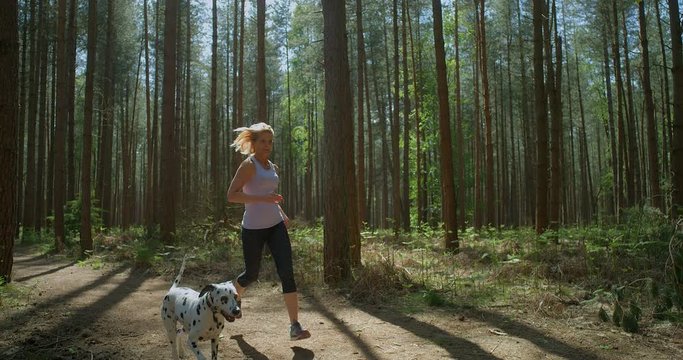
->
<box><xmin>1</xmin><ymin>247</ymin><xmax>682</xmax><ymax>360</ymax></box>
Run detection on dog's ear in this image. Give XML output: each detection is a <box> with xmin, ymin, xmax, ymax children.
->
<box><xmin>199</xmin><ymin>284</ymin><xmax>216</xmax><ymax>297</ymax></box>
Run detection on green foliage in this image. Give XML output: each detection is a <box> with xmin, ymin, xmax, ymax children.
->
<box><xmin>63</xmin><ymin>195</ymin><xmax>104</xmax><ymax>241</ymax></box>
<box><xmin>422</xmin><ymin>289</ymin><xmax>446</xmax><ymax>307</ymax></box>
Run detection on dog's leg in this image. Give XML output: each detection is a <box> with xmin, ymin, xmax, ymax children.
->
<box><xmin>176</xmin><ymin>329</ymin><xmax>186</xmax><ymax>358</ymax></box>
<box><xmin>210</xmin><ymin>338</ymin><xmax>218</xmax><ymax>360</ymax></box>
<box><xmin>162</xmin><ymin>318</ymin><xmax>180</xmax><ymax>360</ymax></box>
<box><xmin>186</xmin><ymin>336</ymin><xmax>207</xmax><ymax>360</ymax></box>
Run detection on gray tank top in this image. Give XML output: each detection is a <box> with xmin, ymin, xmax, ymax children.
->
<box><xmin>241</xmin><ymin>155</ymin><xmax>283</xmax><ymax>229</ymax></box>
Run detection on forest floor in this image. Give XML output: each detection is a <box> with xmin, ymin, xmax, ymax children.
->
<box><xmin>2</xmin><ymin>245</ymin><xmax>683</xmax><ymax>360</ymax></box>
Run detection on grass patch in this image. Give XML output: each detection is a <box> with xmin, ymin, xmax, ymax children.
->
<box><xmin>0</xmin><ymin>278</ymin><xmax>34</xmax><ymax>309</ymax></box>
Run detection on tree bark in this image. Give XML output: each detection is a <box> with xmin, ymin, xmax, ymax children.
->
<box><xmin>452</xmin><ymin>1</ymin><xmax>464</xmax><ymax>229</ymax></box>
<box><xmin>670</xmin><ymin>0</ymin><xmax>683</xmax><ymax>215</ymax></box>
<box><xmin>211</xmin><ymin>0</ymin><xmax>220</xmax><ymax>217</ymax></box>
<box><xmin>66</xmin><ymin>0</ymin><xmax>76</xmax><ymax>202</ymax></box>
<box><xmin>622</xmin><ymin>7</ymin><xmax>641</xmax><ymax>205</ymax></box>
<box><xmin>391</xmin><ymin>0</ymin><xmax>402</xmax><ymax>233</ymax></box>
<box><xmin>432</xmin><ymin>0</ymin><xmax>458</xmax><ymax>249</ymax></box>
<box><xmin>533</xmin><ymin>0</ymin><xmax>548</xmax><ymax>234</ymax></box>
<box><xmin>407</xmin><ymin>3</ymin><xmax>426</xmax><ymax>227</ymax></box>
<box><xmin>35</xmin><ymin>0</ymin><xmax>47</xmax><ymax>232</ymax></box>
<box><xmin>97</xmin><ymin>0</ymin><xmax>115</xmax><ymax>227</ymax></box>
<box><xmin>23</xmin><ymin>0</ymin><xmax>38</xmax><ymax>232</ymax></box>
<box><xmin>143</xmin><ymin>0</ymin><xmax>154</xmax><ymax>230</ymax></box>
<box><xmin>0</xmin><ymin>0</ymin><xmax>18</xmax><ymax>282</ymax></box>
<box><xmin>54</xmin><ymin>0</ymin><xmax>68</xmax><ymax>251</ymax></box>
<box><xmin>322</xmin><ymin>0</ymin><xmax>360</xmax><ymax>284</ymax></box>
<box><xmin>547</xmin><ymin>0</ymin><xmax>562</xmax><ymax>233</ymax></box>
<box><xmin>161</xmin><ymin>0</ymin><xmax>179</xmax><ymax>244</ymax></box>
<box><xmin>638</xmin><ymin>1</ymin><xmax>661</xmax><ymax>210</ymax></box>
<box><xmin>478</xmin><ymin>0</ymin><xmax>495</xmax><ymax>227</ymax></box>
<box><xmin>356</xmin><ymin>0</ymin><xmax>367</xmax><ymax>229</ymax></box>
<box><xmin>655</xmin><ymin>0</ymin><xmax>671</xmax><ymax>183</ymax></box>
<box><xmin>400</xmin><ymin>0</ymin><xmax>410</xmax><ymax>232</ymax></box>
<box><xmin>81</xmin><ymin>0</ymin><xmax>97</xmax><ymax>255</ymax></box>
<box><xmin>256</xmin><ymin>0</ymin><xmax>266</xmax><ymax>123</ymax></box>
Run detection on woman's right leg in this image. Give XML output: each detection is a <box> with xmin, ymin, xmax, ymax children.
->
<box><xmin>236</xmin><ymin>227</ymin><xmax>266</xmax><ymax>296</ymax></box>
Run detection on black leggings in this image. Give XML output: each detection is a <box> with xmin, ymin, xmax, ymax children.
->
<box><xmin>236</xmin><ymin>221</ymin><xmax>297</xmax><ymax>293</ymax></box>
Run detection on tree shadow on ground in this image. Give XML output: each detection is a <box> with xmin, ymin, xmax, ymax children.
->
<box><xmin>353</xmin><ymin>300</ymin><xmax>601</xmax><ymax>360</ymax></box>
<box><xmin>11</xmin><ymin>252</ymin><xmax>49</xmax><ymax>264</ymax></box>
<box><xmin>471</xmin><ymin>307</ymin><xmax>601</xmax><ymax>360</ymax></box>
<box><xmin>306</xmin><ymin>294</ymin><xmax>501</xmax><ymax>359</ymax></box>
<box><xmin>13</xmin><ymin>261</ymin><xmax>77</xmax><ymax>282</ymax></box>
<box><xmin>0</xmin><ymin>262</ymin><xmax>129</xmax><ymax>333</ymax></box>
<box><xmin>3</xmin><ymin>257</ymin><xmax>150</xmax><ymax>359</ymax></box>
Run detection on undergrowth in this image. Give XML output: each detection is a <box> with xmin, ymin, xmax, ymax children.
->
<box><xmin>9</xmin><ymin>206</ymin><xmax>683</xmax><ymax>334</ymax></box>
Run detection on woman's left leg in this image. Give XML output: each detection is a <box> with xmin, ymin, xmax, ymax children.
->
<box><xmin>267</xmin><ymin>222</ymin><xmax>300</xmax><ymax>322</ymax></box>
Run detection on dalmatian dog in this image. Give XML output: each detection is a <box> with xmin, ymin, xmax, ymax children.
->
<box><xmin>161</xmin><ymin>257</ymin><xmax>242</xmax><ymax>360</ymax></box>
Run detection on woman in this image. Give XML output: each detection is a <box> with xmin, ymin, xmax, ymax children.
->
<box><xmin>226</xmin><ymin>122</ymin><xmax>311</xmax><ymax>340</ymax></box>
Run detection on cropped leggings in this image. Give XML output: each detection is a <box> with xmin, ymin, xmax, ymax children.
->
<box><xmin>236</xmin><ymin>221</ymin><xmax>297</xmax><ymax>293</ymax></box>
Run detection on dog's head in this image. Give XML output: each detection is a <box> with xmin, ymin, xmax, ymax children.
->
<box><xmin>199</xmin><ymin>281</ymin><xmax>242</xmax><ymax>322</ymax></box>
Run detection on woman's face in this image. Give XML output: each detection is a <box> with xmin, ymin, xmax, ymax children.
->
<box><xmin>252</xmin><ymin>131</ymin><xmax>273</xmax><ymax>157</ymax></box>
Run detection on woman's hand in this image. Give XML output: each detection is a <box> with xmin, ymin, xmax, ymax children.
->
<box><xmin>264</xmin><ymin>193</ymin><xmax>284</xmax><ymax>204</ymax></box>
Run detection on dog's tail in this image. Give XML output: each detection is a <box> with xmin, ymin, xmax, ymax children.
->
<box><xmin>171</xmin><ymin>254</ymin><xmax>189</xmax><ymax>289</ymax></box>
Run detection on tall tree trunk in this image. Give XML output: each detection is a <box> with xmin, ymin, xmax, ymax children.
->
<box><xmin>391</xmin><ymin>0</ymin><xmax>402</xmax><ymax>233</ymax></box>
<box><xmin>638</xmin><ymin>1</ymin><xmax>661</xmax><ymax>210</ymax></box>
<box><xmin>506</xmin><ymin>3</ymin><xmax>518</xmax><ymax>227</ymax></box>
<box><xmin>152</xmin><ymin>0</ymin><xmax>161</xmax><ymax>225</ymax></box>
<box><xmin>382</xmin><ymin>16</ymin><xmax>393</xmax><ymax>228</ymax></box>
<box><xmin>54</xmin><ymin>0</ymin><xmax>68</xmax><ymax>251</ymax></box>
<box><xmin>518</xmin><ymin>0</ymin><xmax>533</xmax><ymax>225</ymax></box>
<box><xmin>322</xmin><ymin>0</ymin><xmax>359</xmax><ymax>284</ymax></box>
<box><xmin>210</xmin><ymin>0</ymin><xmax>220</xmax><ymax>217</ymax></box>
<box><xmin>655</xmin><ymin>0</ymin><xmax>671</xmax><ymax>183</ymax></box>
<box><xmin>238</xmin><ymin>0</ymin><xmax>245</xmax><ymax>130</ymax></box>
<box><xmin>670</xmin><ymin>0</ymin><xmax>683</xmax><ymax>216</ymax></box>
<box><xmin>161</xmin><ymin>0</ymin><xmax>179</xmax><ymax>244</ymax></box>
<box><xmin>400</xmin><ymin>0</ymin><xmax>410</xmax><ymax>232</ymax></box>
<box><xmin>356</xmin><ymin>0</ymin><xmax>367</xmax><ymax>229</ymax></box>
<box><xmin>184</xmin><ymin>0</ymin><xmax>192</xmax><ymax>212</ymax></box>
<box><xmin>575</xmin><ymin>53</ymin><xmax>593</xmax><ymax>223</ymax></box>
<box><xmin>23</xmin><ymin>0</ymin><xmax>38</xmax><ymax>232</ymax></box>
<box><xmin>453</xmin><ymin>0</ymin><xmax>465</xmax><ymax>229</ymax></box>
<box><xmin>17</xmin><ymin>3</ymin><xmax>28</xmax><ymax>237</ymax></box>
<box><xmin>431</xmin><ymin>0</ymin><xmax>458</xmax><ymax>250</ymax></box>
<box><xmin>35</xmin><ymin>0</ymin><xmax>47</xmax><ymax>232</ymax></box>
<box><xmin>364</xmin><ymin>53</ymin><xmax>374</xmax><ymax>226</ymax></box>
<box><xmin>97</xmin><ymin>0</ymin><xmax>115</xmax><ymax>227</ymax></box>
<box><xmin>533</xmin><ymin>0</ymin><xmax>548</xmax><ymax>234</ymax></box>
<box><xmin>478</xmin><ymin>0</ymin><xmax>495</xmax><ymax>227</ymax></box>
<box><xmin>231</xmin><ymin>0</ymin><xmax>239</xmax><ymax>173</ymax></box>
<box><xmin>602</xmin><ymin>15</ymin><xmax>618</xmax><ymax>217</ymax></box>
<box><xmin>66</xmin><ymin>0</ymin><xmax>76</xmax><ymax>202</ymax></box>
<box><xmin>473</xmin><ymin>41</ymin><xmax>482</xmax><ymax>229</ymax></box>
<box><xmin>81</xmin><ymin>0</ymin><xmax>97</xmax><ymax>255</ymax></box>
<box><xmin>547</xmin><ymin>0</ymin><xmax>562</xmax><ymax>233</ymax></box>
<box><xmin>611</xmin><ymin>0</ymin><xmax>629</xmax><ymax>212</ymax></box>
<box><xmin>143</xmin><ymin>0</ymin><xmax>153</xmax><ymax>231</ymax></box>
<box><xmin>256</xmin><ymin>0</ymin><xmax>266</xmax><ymax>123</ymax></box>
<box><xmin>0</xmin><ymin>0</ymin><xmax>19</xmax><ymax>282</ymax></box>
<box><xmin>622</xmin><ymin>7</ymin><xmax>640</xmax><ymax>206</ymax></box>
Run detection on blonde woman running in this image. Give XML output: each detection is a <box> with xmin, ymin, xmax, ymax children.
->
<box><xmin>226</xmin><ymin>122</ymin><xmax>311</xmax><ymax>340</ymax></box>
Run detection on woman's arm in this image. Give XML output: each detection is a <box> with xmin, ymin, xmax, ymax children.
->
<box><xmin>278</xmin><ymin>204</ymin><xmax>290</xmax><ymax>228</ymax></box>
